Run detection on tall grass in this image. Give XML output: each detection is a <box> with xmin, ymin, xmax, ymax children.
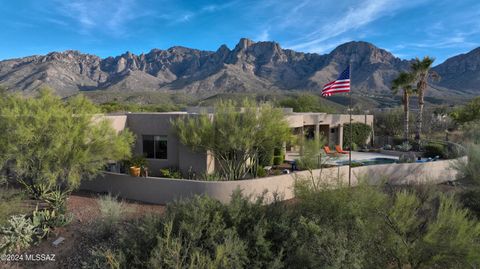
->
<box><xmin>454</xmin><ymin>144</ymin><xmax>480</xmax><ymax>184</ymax></box>
<box><xmin>96</xmin><ymin>194</ymin><xmax>129</xmax><ymax>238</ymax></box>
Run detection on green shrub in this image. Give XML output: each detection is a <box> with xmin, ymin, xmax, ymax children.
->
<box><xmin>459</xmin><ymin>189</ymin><xmax>480</xmax><ymax>219</ymax></box>
<box><xmin>124</xmin><ymin>155</ymin><xmax>147</xmax><ymax>168</ymax></box>
<box><xmin>454</xmin><ymin>144</ymin><xmax>480</xmax><ymax>184</ymax></box>
<box><xmin>451</xmin><ymin>96</ymin><xmax>480</xmax><ymax>124</ymax></box>
<box><xmin>96</xmin><ymin>194</ymin><xmax>129</xmax><ymax>238</ymax></box>
<box><xmin>461</xmin><ymin>120</ymin><xmax>480</xmax><ymax>144</ymax></box>
<box><xmin>148</xmin><ymin>221</ymin><xmax>248</xmax><ymax>269</ymax></box>
<box><xmin>83</xmin><ymin>185</ymin><xmax>480</xmax><ymax>269</ymax></box>
<box><xmin>273</xmin><ymin>155</ymin><xmax>284</xmax><ymax>165</ymax></box>
<box><xmin>0</xmin><ymin>215</ymin><xmax>36</xmax><ymax>254</ymax></box>
<box><xmin>259</xmin><ymin>148</ymin><xmax>274</xmax><ymax>167</ymax></box>
<box><xmin>160</xmin><ymin>167</ymin><xmax>183</xmax><ymax>179</ymax></box>
<box><xmin>343</xmin><ymin>123</ymin><xmax>372</xmax><ymax>148</ymax></box>
<box><xmin>424</xmin><ymin>142</ymin><xmax>445</xmax><ymax>158</ymax></box>
<box><xmin>256</xmin><ymin>167</ymin><xmax>268</xmax><ymax>177</ymax></box>
<box><xmin>277</xmin><ymin>93</ymin><xmax>336</xmax><ymax>113</ymax></box>
<box><xmin>272</xmin><ymin>147</ymin><xmax>285</xmax><ymax>165</ymax></box>
<box><xmin>198</xmin><ymin>172</ymin><xmax>223</xmax><ymax>181</ymax></box>
<box><xmin>351</xmin><ymin>142</ymin><xmax>358</xmax><ymax>151</ymax></box>
<box><xmin>296</xmin><ymin>138</ymin><xmax>328</xmax><ymax>171</ymax></box>
<box><xmin>86</xmin><ymin>247</ymin><xmax>126</xmax><ymax>269</ymax></box>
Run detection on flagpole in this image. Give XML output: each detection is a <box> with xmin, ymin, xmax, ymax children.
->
<box><xmin>348</xmin><ymin>63</ymin><xmax>352</xmax><ymax>187</ymax></box>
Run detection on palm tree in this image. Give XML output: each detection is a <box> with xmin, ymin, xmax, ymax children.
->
<box><xmin>392</xmin><ymin>72</ymin><xmax>415</xmax><ymax>142</ymax></box>
<box><xmin>410</xmin><ymin>56</ymin><xmax>438</xmax><ymax>143</ymax></box>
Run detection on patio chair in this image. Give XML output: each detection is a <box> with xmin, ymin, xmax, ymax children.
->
<box><xmin>323</xmin><ymin>146</ymin><xmax>339</xmax><ymax>156</ymax></box>
<box><xmin>335</xmin><ymin>145</ymin><xmax>349</xmax><ymax>154</ymax></box>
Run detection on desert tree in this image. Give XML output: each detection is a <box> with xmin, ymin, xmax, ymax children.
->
<box><xmin>392</xmin><ymin>72</ymin><xmax>416</xmax><ymax>142</ymax></box>
<box><xmin>0</xmin><ymin>89</ymin><xmax>134</xmax><ymax>196</ymax></box>
<box><xmin>172</xmin><ymin>100</ymin><xmax>292</xmax><ymax>180</ymax></box>
<box><xmin>410</xmin><ymin>57</ymin><xmax>439</xmax><ymax>143</ymax></box>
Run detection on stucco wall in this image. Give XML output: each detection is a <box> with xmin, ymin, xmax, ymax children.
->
<box><xmin>125</xmin><ymin>113</ymin><xmax>211</xmax><ymax>176</ymax></box>
<box><xmin>80</xmin><ymin>157</ymin><xmax>465</xmax><ymax>205</ymax></box>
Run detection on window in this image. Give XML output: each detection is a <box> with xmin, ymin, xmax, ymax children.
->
<box><xmin>143</xmin><ymin>135</ymin><xmax>168</xmax><ymax>159</ymax></box>
<box><xmin>331</xmin><ymin>129</ymin><xmax>335</xmax><ymax>133</ymax></box>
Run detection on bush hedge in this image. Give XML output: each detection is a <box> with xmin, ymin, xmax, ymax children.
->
<box><xmin>259</xmin><ymin>148</ymin><xmax>274</xmax><ymax>167</ymax></box>
<box><xmin>343</xmin><ymin>123</ymin><xmax>372</xmax><ymax>148</ymax></box>
<box><xmin>424</xmin><ymin>142</ymin><xmax>445</xmax><ymax>158</ymax></box>
<box><xmin>273</xmin><ymin>155</ymin><xmax>284</xmax><ymax>165</ymax></box>
<box><xmin>273</xmin><ymin>147</ymin><xmax>285</xmax><ymax>165</ymax></box>
<box><xmin>459</xmin><ymin>188</ymin><xmax>480</xmax><ymax>219</ymax></box>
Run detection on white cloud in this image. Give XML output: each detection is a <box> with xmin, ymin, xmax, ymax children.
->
<box><xmin>255</xmin><ymin>29</ymin><xmax>270</xmax><ymax>42</ymax></box>
<box><xmin>54</xmin><ymin>0</ymin><xmax>151</xmax><ymax>37</ymax></box>
<box><xmin>288</xmin><ymin>0</ymin><xmax>403</xmax><ymax>51</ymax></box>
<box><xmin>295</xmin><ymin>38</ymin><xmax>352</xmax><ymax>54</ymax></box>
<box><xmin>167</xmin><ymin>1</ymin><xmax>240</xmax><ymax>25</ymax></box>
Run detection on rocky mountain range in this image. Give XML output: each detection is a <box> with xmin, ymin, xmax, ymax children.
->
<box><xmin>431</xmin><ymin>47</ymin><xmax>480</xmax><ymax>95</ymax></box>
<box><xmin>0</xmin><ymin>38</ymin><xmax>478</xmax><ymax>100</ymax></box>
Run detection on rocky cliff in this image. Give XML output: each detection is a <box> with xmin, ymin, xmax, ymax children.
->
<box><xmin>0</xmin><ymin>38</ymin><xmax>477</xmax><ymax>98</ymax></box>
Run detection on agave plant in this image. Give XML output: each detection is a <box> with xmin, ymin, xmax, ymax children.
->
<box><xmin>0</xmin><ymin>214</ymin><xmax>35</xmax><ymax>254</ymax></box>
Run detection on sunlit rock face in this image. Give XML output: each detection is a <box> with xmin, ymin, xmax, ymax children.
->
<box><xmin>0</xmin><ymin>38</ymin><xmax>475</xmax><ymax>98</ymax></box>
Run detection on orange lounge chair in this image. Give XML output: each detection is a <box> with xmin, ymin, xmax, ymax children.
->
<box><xmin>335</xmin><ymin>145</ymin><xmax>349</xmax><ymax>154</ymax></box>
<box><xmin>324</xmin><ymin>146</ymin><xmax>336</xmax><ymax>155</ymax></box>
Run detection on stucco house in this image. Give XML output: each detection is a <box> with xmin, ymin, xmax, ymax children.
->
<box><xmin>104</xmin><ymin>108</ymin><xmax>374</xmax><ymax>177</ymax></box>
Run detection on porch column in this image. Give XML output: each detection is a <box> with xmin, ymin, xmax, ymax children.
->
<box><xmin>338</xmin><ymin>124</ymin><xmax>344</xmax><ymax>148</ymax></box>
<box><xmin>314</xmin><ymin>124</ymin><xmax>320</xmax><ymax>141</ymax></box>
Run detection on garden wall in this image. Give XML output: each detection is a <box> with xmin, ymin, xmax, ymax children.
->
<box><xmin>80</xmin><ymin>157</ymin><xmax>466</xmax><ymax>205</ymax></box>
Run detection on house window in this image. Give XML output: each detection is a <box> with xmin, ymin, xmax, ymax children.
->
<box><xmin>143</xmin><ymin>135</ymin><xmax>168</xmax><ymax>159</ymax></box>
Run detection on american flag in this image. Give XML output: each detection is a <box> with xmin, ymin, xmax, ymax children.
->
<box><xmin>322</xmin><ymin>66</ymin><xmax>351</xmax><ymax>97</ymax></box>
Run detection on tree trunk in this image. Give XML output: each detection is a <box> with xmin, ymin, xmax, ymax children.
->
<box><xmin>403</xmin><ymin>90</ymin><xmax>409</xmax><ymax>142</ymax></box>
<box><xmin>415</xmin><ymin>79</ymin><xmax>426</xmax><ymax>143</ymax></box>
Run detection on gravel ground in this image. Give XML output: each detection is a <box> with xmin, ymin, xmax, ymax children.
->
<box><xmin>1</xmin><ymin>191</ymin><xmax>165</xmax><ymax>269</ymax></box>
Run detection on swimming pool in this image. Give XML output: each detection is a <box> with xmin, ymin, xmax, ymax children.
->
<box><xmin>336</xmin><ymin>157</ymin><xmax>398</xmax><ymax>166</ymax></box>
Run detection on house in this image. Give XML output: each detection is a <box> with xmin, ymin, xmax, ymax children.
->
<box><xmin>104</xmin><ymin>108</ymin><xmax>374</xmax><ymax>177</ymax></box>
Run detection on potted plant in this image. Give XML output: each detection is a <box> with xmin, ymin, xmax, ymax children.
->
<box><xmin>124</xmin><ymin>155</ymin><xmax>147</xmax><ymax>177</ymax></box>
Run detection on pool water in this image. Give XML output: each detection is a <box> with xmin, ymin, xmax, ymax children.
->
<box><xmin>336</xmin><ymin>157</ymin><xmax>398</xmax><ymax>166</ymax></box>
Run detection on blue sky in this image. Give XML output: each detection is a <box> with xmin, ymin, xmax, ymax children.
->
<box><xmin>1</xmin><ymin>0</ymin><xmax>479</xmax><ymax>64</ymax></box>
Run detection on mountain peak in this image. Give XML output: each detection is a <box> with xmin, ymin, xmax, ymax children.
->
<box><xmin>433</xmin><ymin>46</ymin><xmax>480</xmax><ymax>92</ymax></box>
<box><xmin>331</xmin><ymin>41</ymin><xmax>383</xmax><ymax>54</ymax></box>
<box><xmin>0</xmin><ymin>40</ymin><xmax>476</xmax><ymax>99</ymax></box>
<box><xmin>217</xmin><ymin>44</ymin><xmax>230</xmax><ymax>52</ymax></box>
<box><xmin>235</xmin><ymin>38</ymin><xmax>255</xmax><ymax>50</ymax></box>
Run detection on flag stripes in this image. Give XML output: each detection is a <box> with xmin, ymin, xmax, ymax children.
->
<box><xmin>322</xmin><ymin>67</ymin><xmax>351</xmax><ymax>97</ymax></box>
